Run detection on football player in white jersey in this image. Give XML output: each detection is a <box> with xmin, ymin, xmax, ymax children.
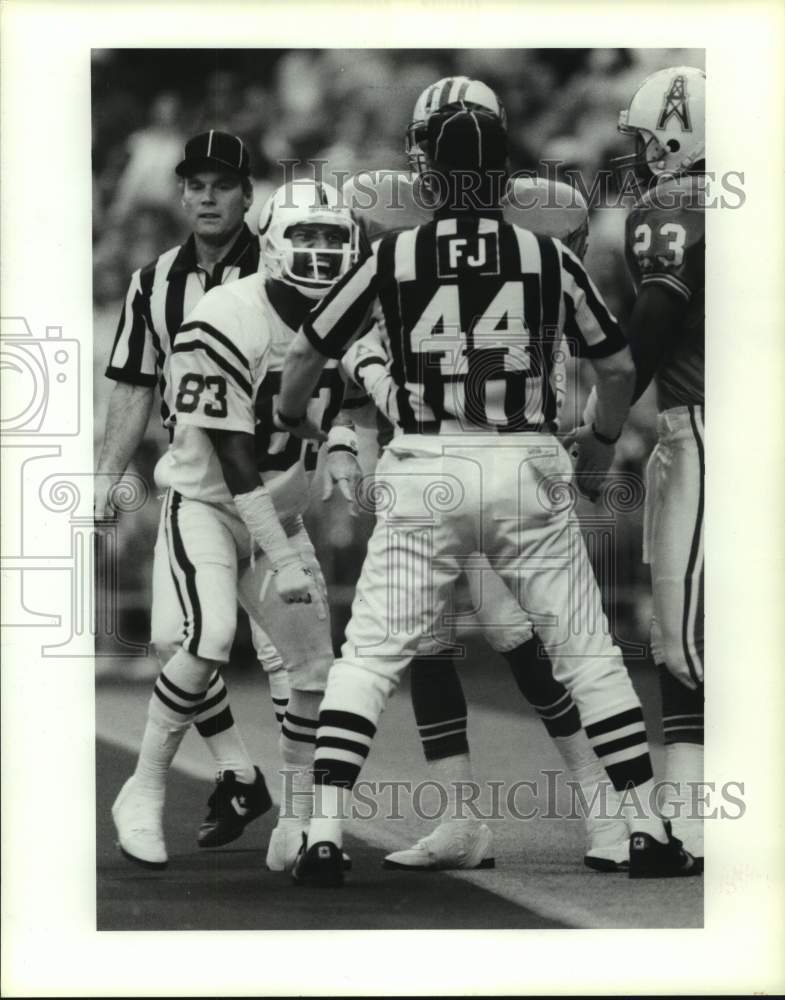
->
<box><xmin>338</xmin><ymin>78</ymin><xmax>628</xmax><ymax>872</ymax></box>
<box><xmin>112</xmin><ymin>179</ymin><xmax>362</xmax><ymax>871</ymax></box>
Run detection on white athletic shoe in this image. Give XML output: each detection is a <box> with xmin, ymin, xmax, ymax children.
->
<box><xmin>266</xmin><ymin>821</ymin><xmax>308</xmax><ymax>872</ymax></box>
<box><xmin>111</xmin><ymin>776</ymin><xmax>168</xmax><ymax>869</ymax></box>
<box><xmin>583</xmin><ymin>815</ymin><xmax>630</xmax><ymax>872</ymax></box>
<box><xmin>383</xmin><ymin>821</ymin><xmax>495</xmax><ymax>871</ymax></box>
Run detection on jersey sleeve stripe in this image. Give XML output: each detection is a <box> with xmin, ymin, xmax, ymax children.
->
<box><xmin>178</xmin><ymin>319</ymin><xmax>252</xmax><ymax>371</ymax></box>
<box><xmin>302</xmin><ymin>252</ymin><xmax>380</xmax><ymax>358</ymax></box>
<box><xmin>104</xmin><ymin>366</ymin><xmax>158</xmax><ymax>387</ymax></box>
<box><xmin>640</xmin><ymin>273</ymin><xmax>692</xmax><ymax>301</ymax></box>
<box><xmin>561</xmin><ymin>249</ymin><xmax>619</xmax><ymax>340</ymax></box>
<box><xmin>537</xmin><ymin>236</ymin><xmax>562</xmax><ymax>332</ymax></box>
<box><xmin>171</xmin><ymin>339</ymin><xmax>253</xmax><ymax>396</ymax></box>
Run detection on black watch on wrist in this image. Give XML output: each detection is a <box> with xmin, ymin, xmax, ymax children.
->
<box><xmin>591</xmin><ymin>422</ymin><xmax>621</xmax><ymax>446</ymax></box>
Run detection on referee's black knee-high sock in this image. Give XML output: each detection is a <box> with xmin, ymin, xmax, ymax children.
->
<box><xmin>410</xmin><ymin>656</ymin><xmax>468</xmax><ymax>761</ymax></box>
<box><xmin>503</xmin><ymin>637</ymin><xmax>581</xmax><ymax>738</ymax></box>
<box><xmin>660</xmin><ymin>665</ymin><xmax>704</xmax><ymax>746</ymax></box>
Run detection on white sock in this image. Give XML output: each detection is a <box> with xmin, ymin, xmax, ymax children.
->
<box><xmin>202</xmin><ymin>731</ymin><xmax>255</xmax><ymax>785</ymax></box>
<box><xmin>663</xmin><ymin>743</ymin><xmax>704</xmax><ymax>851</ymax></box>
<box><xmin>554</xmin><ymin>731</ymin><xmax>622</xmax><ymax>829</ymax></box>
<box><xmin>279</xmin><ymin>689</ymin><xmax>320</xmax><ymax>824</ymax></box>
<box><xmin>620</xmin><ymin>778</ymin><xmax>668</xmax><ymax>843</ymax></box>
<box><xmin>307</xmin><ymin>784</ymin><xmax>348</xmax><ymax>848</ymax></box>
<box><xmin>134</xmin><ymin>718</ymin><xmax>186</xmax><ymax>797</ymax></box>
<box><xmin>427</xmin><ymin>753</ymin><xmax>478</xmax><ymax>823</ymax></box>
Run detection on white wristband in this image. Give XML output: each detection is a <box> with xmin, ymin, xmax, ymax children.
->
<box><xmin>326</xmin><ymin>425</ymin><xmax>358</xmax><ymax>456</ymax></box>
<box><xmin>233</xmin><ymin>485</ymin><xmax>299</xmax><ymax>569</ymax></box>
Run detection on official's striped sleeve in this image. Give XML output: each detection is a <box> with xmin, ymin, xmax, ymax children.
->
<box><xmin>170</xmin><ymin>293</ymin><xmax>258</xmax><ymax>434</ymax></box>
<box><xmin>302</xmin><ymin>244</ymin><xmax>382</xmax><ymax>359</ymax></box>
<box><xmin>559</xmin><ymin>245</ymin><xmax>627</xmax><ymax>359</ymax></box>
<box><xmin>105</xmin><ymin>268</ymin><xmax>158</xmax><ymax>386</ymax></box>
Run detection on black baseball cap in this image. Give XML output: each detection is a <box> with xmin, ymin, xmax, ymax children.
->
<box><xmin>426</xmin><ymin>103</ymin><xmax>508</xmax><ymax>172</ymax></box>
<box><xmin>175</xmin><ymin>130</ymin><xmax>250</xmax><ymax>177</ymax></box>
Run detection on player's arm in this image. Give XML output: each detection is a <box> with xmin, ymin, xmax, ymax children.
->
<box><xmin>96</xmin><ymin>269</ymin><xmax>158</xmax><ymax>517</ymax></box>
<box><xmin>277</xmin><ymin>248</ymin><xmax>382</xmax><ymax>437</ymax></box>
<box><xmin>559</xmin><ymin>245</ymin><xmax>635</xmax><ymax>497</ymax></box>
<box><xmin>627</xmin><ymin>283</ymin><xmax>686</xmax><ymax>402</ymax></box>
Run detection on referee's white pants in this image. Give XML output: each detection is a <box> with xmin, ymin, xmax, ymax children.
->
<box><xmin>643</xmin><ymin>405</ymin><xmax>705</xmax><ymax>689</ymax></box>
<box><xmin>321</xmin><ymin>436</ymin><xmax>641</xmax><ymax>729</ymax></box>
<box><xmin>150</xmin><ymin>490</ymin><xmax>333</xmax><ymax>691</ymax></box>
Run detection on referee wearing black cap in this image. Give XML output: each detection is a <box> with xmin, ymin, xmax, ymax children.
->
<box><xmin>96</xmin><ymin>130</ymin><xmax>259</xmax><ymax>516</ymax></box>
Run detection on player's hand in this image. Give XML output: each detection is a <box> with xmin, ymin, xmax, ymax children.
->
<box><xmin>323</xmin><ymin>450</ymin><xmax>362</xmax><ymax>516</ymax></box>
<box><xmin>273</xmin><ymin>558</ymin><xmax>323</xmax><ymax>615</ymax></box>
<box><xmin>93</xmin><ymin>476</ymin><xmax>117</xmax><ymax>521</ymax></box>
<box><xmin>562</xmin><ymin>424</ymin><xmax>616</xmax><ymax>502</ymax></box>
<box><xmin>273</xmin><ymin>408</ymin><xmax>327</xmax><ymax>443</ymax></box>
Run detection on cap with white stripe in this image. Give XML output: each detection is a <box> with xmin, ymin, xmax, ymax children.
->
<box><xmin>176</xmin><ymin>130</ymin><xmax>250</xmax><ymax>177</ymax></box>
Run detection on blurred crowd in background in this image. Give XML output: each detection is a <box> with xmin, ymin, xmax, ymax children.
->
<box><xmin>92</xmin><ymin>47</ymin><xmax>704</xmax><ymax>662</ymax></box>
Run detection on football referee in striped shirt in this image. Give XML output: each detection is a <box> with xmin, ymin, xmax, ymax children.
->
<box><xmin>95</xmin><ymin>129</ymin><xmax>259</xmax><ymax>516</ymax></box>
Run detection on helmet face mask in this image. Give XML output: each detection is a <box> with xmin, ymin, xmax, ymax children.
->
<box><xmin>258</xmin><ymin>181</ymin><xmax>360</xmax><ymax>300</ymax></box>
<box><xmin>611</xmin><ymin>66</ymin><xmax>705</xmax><ymax>186</ymax></box>
<box><xmin>406</xmin><ymin>76</ymin><xmax>507</xmax><ymax>176</ymax></box>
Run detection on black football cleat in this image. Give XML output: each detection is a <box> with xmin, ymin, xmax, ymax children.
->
<box><xmin>197</xmin><ymin>767</ymin><xmax>273</xmax><ymax>848</ymax></box>
<box><xmin>628</xmin><ymin>821</ymin><xmax>703</xmax><ymax>879</ymax></box>
<box><xmin>292</xmin><ymin>838</ymin><xmax>345</xmax><ymax>887</ymax></box>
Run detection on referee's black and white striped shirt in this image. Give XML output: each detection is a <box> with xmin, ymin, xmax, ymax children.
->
<box><xmin>304</xmin><ymin>212</ymin><xmax>626</xmax><ymax>435</ymax></box>
<box><xmin>105</xmin><ymin>223</ymin><xmax>260</xmax><ymax>425</ymax></box>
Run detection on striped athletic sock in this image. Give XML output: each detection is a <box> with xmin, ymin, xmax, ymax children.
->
<box><xmin>267</xmin><ymin>668</ymin><xmax>291</xmax><ymax>731</ymax></box>
<box><xmin>280</xmin><ymin>690</ymin><xmax>320</xmax><ymax>823</ymax></box>
<box><xmin>136</xmin><ymin>648</ymin><xmax>212</xmax><ymax>793</ymax></box>
<box><xmin>193</xmin><ymin>670</ymin><xmax>255</xmax><ymax>784</ymax></box>
<box><xmin>660</xmin><ymin>665</ymin><xmax>704</xmax><ymax>746</ymax></box>
<box><xmin>307</xmin><ymin>708</ymin><xmax>376</xmax><ymax>847</ymax></box>
<box><xmin>503</xmin><ymin>637</ymin><xmax>581</xmax><ymax>738</ymax></box>
<box><xmin>584</xmin><ymin>706</ymin><xmax>653</xmax><ymax>791</ymax></box>
<box><xmin>410</xmin><ymin>656</ymin><xmax>468</xmax><ymax>761</ymax></box>
<box><xmin>314</xmin><ymin>709</ymin><xmax>377</xmax><ymax>788</ymax></box>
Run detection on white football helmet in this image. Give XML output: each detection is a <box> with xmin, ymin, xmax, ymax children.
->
<box><xmin>406</xmin><ymin>76</ymin><xmax>507</xmax><ymax>175</ymax></box>
<box><xmin>614</xmin><ymin>66</ymin><xmax>705</xmax><ymax>179</ymax></box>
<box><xmin>258</xmin><ymin>179</ymin><xmax>360</xmax><ymax>300</ymax></box>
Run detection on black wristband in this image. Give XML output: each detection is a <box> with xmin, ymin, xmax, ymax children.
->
<box><xmin>591</xmin><ymin>422</ymin><xmax>621</xmax><ymax>445</ymax></box>
<box><xmin>276</xmin><ymin>409</ymin><xmax>303</xmax><ymax>429</ymax></box>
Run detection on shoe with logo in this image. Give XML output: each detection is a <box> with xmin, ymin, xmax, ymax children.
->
<box><xmin>197</xmin><ymin>767</ymin><xmax>272</xmax><ymax>848</ymax></box>
<box><xmin>291</xmin><ymin>838</ymin><xmax>345</xmax><ymax>887</ymax></box>
<box><xmin>267</xmin><ymin>820</ymin><xmax>353</xmax><ymax>872</ymax></box>
<box><xmin>112</xmin><ymin>776</ymin><xmax>168</xmax><ymax>869</ymax></box>
<box><xmin>583</xmin><ymin>815</ymin><xmax>630</xmax><ymax>872</ymax></box>
<box><xmin>629</xmin><ymin>821</ymin><xmax>702</xmax><ymax>878</ymax></box>
<box><xmin>383</xmin><ymin>821</ymin><xmax>495</xmax><ymax>871</ymax></box>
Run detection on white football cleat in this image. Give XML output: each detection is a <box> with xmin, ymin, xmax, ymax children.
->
<box><xmin>266</xmin><ymin>820</ymin><xmax>309</xmax><ymax>872</ymax></box>
<box><xmin>112</xmin><ymin>776</ymin><xmax>168</xmax><ymax>869</ymax></box>
<box><xmin>384</xmin><ymin>821</ymin><xmax>495</xmax><ymax>871</ymax></box>
<box><xmin>583</xmin><ymin>814</ymin><xmax>630</xmax><ymax>872</ymax></box>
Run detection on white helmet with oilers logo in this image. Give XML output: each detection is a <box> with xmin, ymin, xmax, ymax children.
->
<box><xmin>406</xmin><ymin>76</ymin><xmax>507</xmax><ymax>175</ymax></box>
<box><xmin>614</xmin><ymin>66</ymin><xmax>705</xmax><ymax>179</ymax></box>
<box><xmin>258</xmin><ymin>179</ymin><xmax>360</xmax><ymax>300</ymax></box>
